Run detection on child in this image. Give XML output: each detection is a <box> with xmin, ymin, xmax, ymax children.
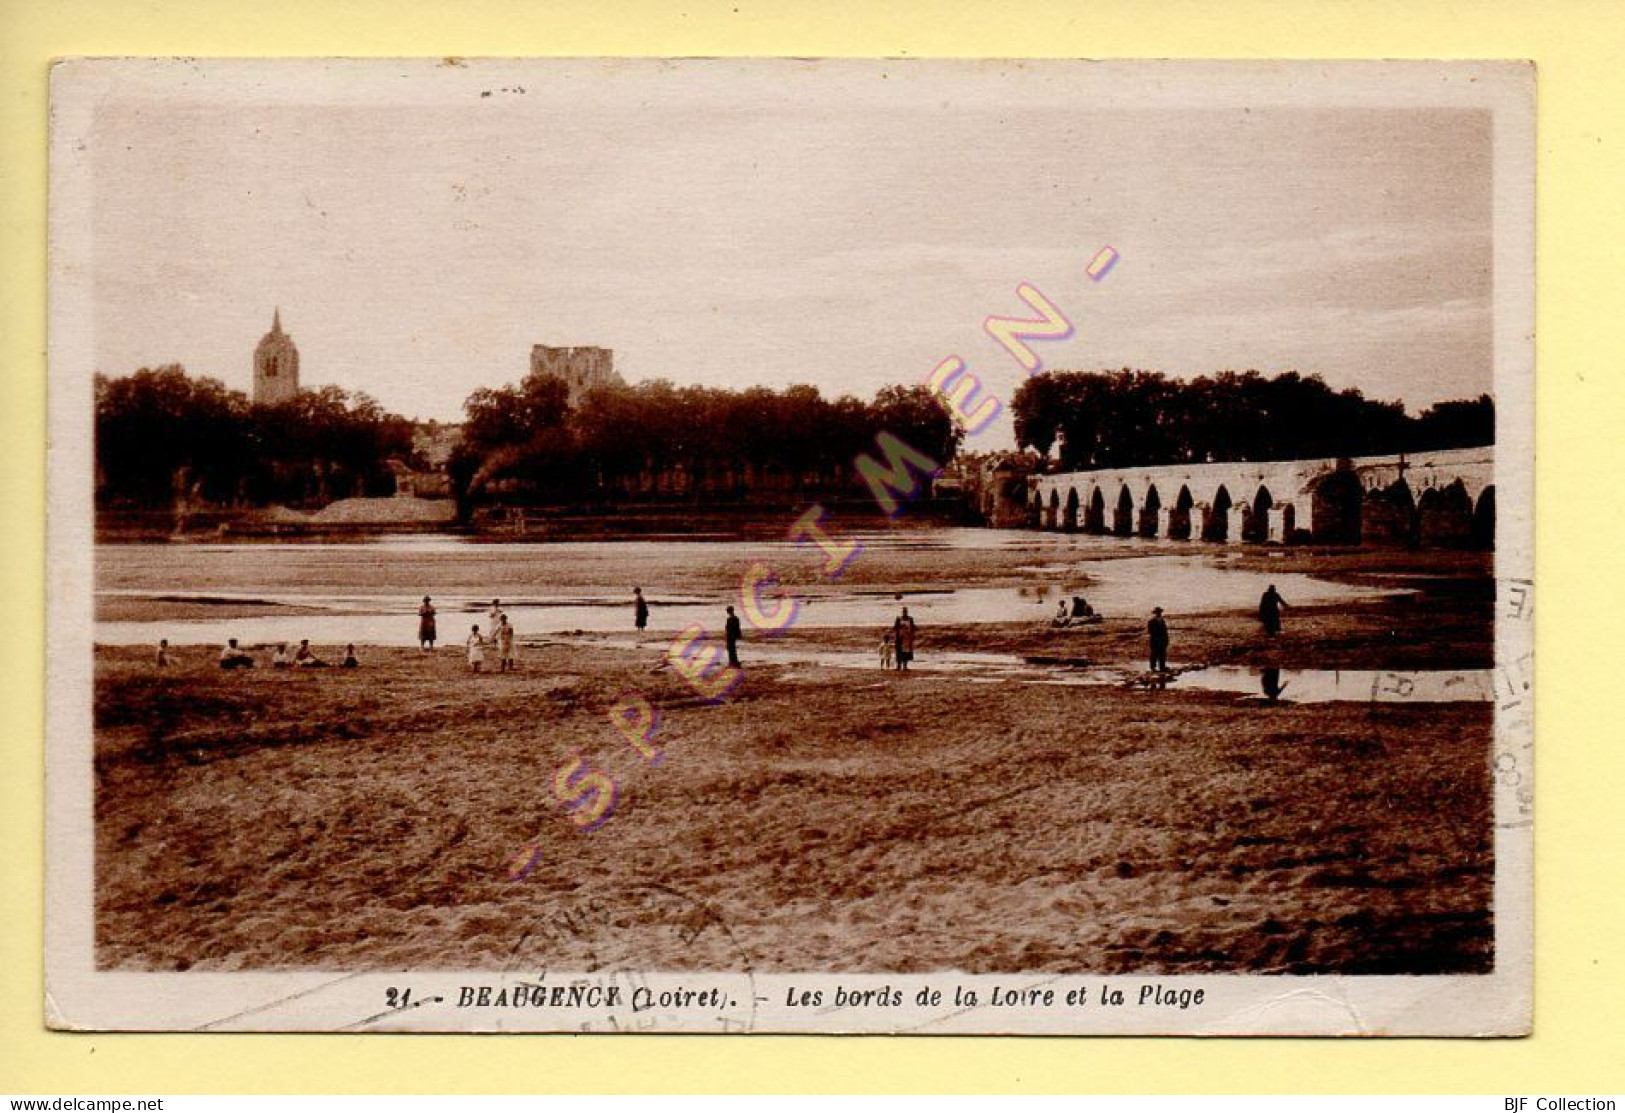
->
<box><xmin>467</xmin><ymin>624</ymin><xmax>486</xmax><ymax>672</ymax></box>
<box><xmin>155</xmin><ymin>639</ymin><xmax>171</xmax><ymax>668</ymax></box>
<box><xmin>878</xmin><ymin>629</ymin><xmax>894</xmax><ymax>670</ymax></box>
<box><xmin>497</xmin><ymin>614</ymin><xmax>516</xmax><ymax>672</ymax></box>
<box><xmin>341</xmin><ymin>643</ymin><xmax>359</xmax><ymax>668</ymax></box>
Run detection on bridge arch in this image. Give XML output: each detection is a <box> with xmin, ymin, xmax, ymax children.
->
<box><xmin>1244</xmin><ymin>484</ymin><xmax>1274</xmax><ymax>543</ymax></box>
<box><xmin>1062</xmin><ymin>487</ymin><xmax>1079</xmax><ymax>532</ymax></box>
<box><xmin>1085</xmin><ymin>486</ymin><xmax>1107</xmax><ymax>534</ymax></box>
<box><xmin>1418</xmin><ymin>479</ymin><xmax>1474</xmax><ymax>548</ymax></box>
<box><xmin>1113</xmin><ymin>483</ymin><xmax>1135</xmax><ymax>536</ymax></box>
<box><xmin>1472</xmin><ymin>486</ymin><xmax>1496</xmax><ymax>549</ymax></box>
<box><xmin>1046</xmin><ymin>487</ymin><xmax>1060</xmax><ymax>530</ymax></box>
<box><xmin>1364</xmin><ymin>478</ymin><xmax>1417</xmax><ymax>547</ymax></box>
<box><xmin>1202</xmin><ymin>484</ymin><xmax>1233</xmax><ymax>542</ymax></box>
<box><xmin>1310</xmin><ymin>468</ymin><xmax>1363</xmax><ymax>545</ymax></box>
<box><xmin>1169</xmin><ymin>485</ymin><xmax>1194</xmax><ymax>541</ymax></box>
<box><xmin>1139</xmin><ymin>484</ymin><xmax>1162</xmax><ymax>538</ymax></box>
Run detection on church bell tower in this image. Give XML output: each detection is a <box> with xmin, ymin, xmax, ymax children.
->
<box><xmin>253</xmin><ymin>309</ymin><xmax>301</xmax><ymax>405</ymax></box>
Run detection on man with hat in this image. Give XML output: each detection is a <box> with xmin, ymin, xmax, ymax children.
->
<box><xmin>1147</xmin><ymin>606</ymin><xmax>1170</xmax><ymax>673</ymax></box>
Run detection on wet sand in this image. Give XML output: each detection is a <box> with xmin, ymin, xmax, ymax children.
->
<box><xmin>93</xmin><ymin>544</ymin><xmax>1494</xmax><ymax>974</ymax></box>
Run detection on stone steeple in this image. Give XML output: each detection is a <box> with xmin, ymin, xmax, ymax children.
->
<box><xmin>253</xmin><ymin>308</ymin><xmax>300</xmax><ymax>405</ymax></box>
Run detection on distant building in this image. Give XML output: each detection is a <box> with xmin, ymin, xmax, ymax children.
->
<box><xmin>253</xmin><ymin>309</ymin><xmax>300</xmax><ymax>405</ymax></box>
<box><xmin>412</xmin><ymin>420</ymin><xmax>464</xmax><ymax>470</ymax></box>
<box><xmin>529</xmin><ymin>344</ymin><xmax>621</xmax><ymax>408</ymax></box>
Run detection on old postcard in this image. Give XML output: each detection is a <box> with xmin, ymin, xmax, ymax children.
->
<box><xmin>46</xmin><ymin>57</ymin><xmax>1533</xmax><ymax>1035</ymax></box>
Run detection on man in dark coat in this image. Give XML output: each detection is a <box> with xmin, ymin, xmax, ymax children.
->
<box><xmin>1147</xmin><ymin>607</ymin><xmax>1169</xmax><ymax>673</ymax></box>
<box><xmin>724</xmin><ymin>604</ymin><xmax>743</xmax><ymax>667</ymax></box>
<box><xmin>1258</xmin><ymin>584</ymin><xmax>1289</xmax><ymax>635</ymax></box>
<box><xmin>634</xmin><ymin>586</ymin><xmax>649</xmax><ymax>632</ymax></box>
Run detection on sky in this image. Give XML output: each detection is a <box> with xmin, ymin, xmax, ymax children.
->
<box><xmin>85</xmin><ymin>61</ymin><xmax>1496</xmax><ymax>447</ymax></box>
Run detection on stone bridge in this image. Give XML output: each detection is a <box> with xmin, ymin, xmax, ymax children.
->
<box><xmin>1027</xmin><ymin>447</ymin><xmax>1494</xmax><ymax>547</ymax></box>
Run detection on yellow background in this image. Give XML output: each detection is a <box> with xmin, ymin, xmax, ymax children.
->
<box><xmin>3</xmin><ymin>0</ymin><xmax>1619</xmax><ymax>1094</ymax></box>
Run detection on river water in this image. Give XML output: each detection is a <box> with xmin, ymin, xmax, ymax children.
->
<box><xmin>96</xmin><ymin>532</ymin><xmax>1387</xmax><ymax>647</ymax></box>
<box><xmin>95</xmin><ymin>531</ymin><xmax>1493</xmax><ymax>703</ymax></box>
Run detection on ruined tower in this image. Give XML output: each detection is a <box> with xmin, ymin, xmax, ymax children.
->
<box><xmin>253</xmin><ymin>309</ymin><xmax>301</xmax><ymax>406</ymax></box>
<box><xmin>529</xmin><ymin>344</ymin><xmax>620</xmax><ymax>408</ymax></box>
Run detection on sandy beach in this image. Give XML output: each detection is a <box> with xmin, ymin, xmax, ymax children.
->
<box><xmin>93</xmin><ymin>542</ymin><xmax>1494</xmax><ymax>975</ymax></box>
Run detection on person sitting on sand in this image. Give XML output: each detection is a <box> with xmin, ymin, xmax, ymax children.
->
<box><xmin>294</xmin><ymin>639</ymin><xmax>329</xmax><ymax>668</ymax></box>
<box><xmin>418</xmin><ymin>596</ymin><xmax>437</xmax><ymax>650</ymax></box>
<box><xmin>1071</xmin><ymin>596</ymin><xmax>1095</xmax><ymax>619</ymax></box>
<box><xmin>271</xmin><ymin>643</ymin><xmax>292</xmax><ymax>668</ymax></box>
<box><xmin>156</xmin><ymin>638</ymin><xmax>171</xmax><ymax>668</ymax></box>
<box><xmin>1053</xmin><ymin>600</ymin><xmax>1071</xmax><ymax>628</ymax></box>
<box><xmin>341</xmin><ymin>643</ymin><xmax>359</xmax><ymax>668</ymax></box>
<box><xmin>218</xmin><ymin>638</ymin><xmax>255</xmax><ymax>669</ymax></box>
<box><xmin>467</xmin><ymin>624</ymin><xmax>487</xmax><ymax>673</ymax></box>
<box><xmin>496</xmin><ymin>614</ymin><xmax>516</xmax><ymax>672</ymax></box>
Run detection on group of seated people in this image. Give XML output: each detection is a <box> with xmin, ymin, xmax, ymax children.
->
<box><xmin>1051</xmin><ymin>596</ymin><xmax>1100</xmax><ymax>628</ymax></box>
<box><xmin>212</xmin><ymin>637</ymin><xmax>360</xmax><ymax>670</ymax></box>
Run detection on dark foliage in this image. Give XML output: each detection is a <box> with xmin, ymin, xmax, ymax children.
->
<box><xmin>95</xmin><ymin>366</ymin><xmax>415</xmax><ymax>508</ymax></box>
<box><xmin>453</xmin><ymin>370</ymin><xmax>961</xmax><ymax>508</ymax></box>
<box><xmin>1011</xmin><ymin>370</ymin><xmax>1492</xmax><ymax>469</ymax></box>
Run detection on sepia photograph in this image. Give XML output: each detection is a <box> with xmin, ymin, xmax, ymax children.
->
<box><xmin>46</xmin><ymin>57</ymin><xmax>1533</xmax><ymax>1034</ymax></box>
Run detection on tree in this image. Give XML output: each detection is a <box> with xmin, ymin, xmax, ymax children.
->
<box><xmin>870</xmin><ymin>384</ymin><xmax>963</xmax><ymax>466</ymax></box>
<box><xmin>95</xmin><ymin>365</ymin><xmax>252</xmax><ymax>505</ymax></box>
<box><xmin>1008</xmin><ymin>368</ymin><xmax>1491</xmax><ymax>470</ymax></box>
<box><xmin>1011</xmin><ymin>375</ymin><xmax>1063</xmax><ymax>460</ymax></box>
<box><xmin>95</xmin><ymin>365</ymin><xmax>417</xmax><ymax>510</ymax></box>
<box><xmin>1412</xmin><ymin>394</ymin><xmax>1494</xmax><ymax>451</ymax></box>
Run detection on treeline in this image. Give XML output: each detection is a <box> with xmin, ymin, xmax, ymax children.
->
<box><xmin>95</xmin><ymin>366</ymin><xmax>416</xmax><ymax>507</ymax></box>
<box><xmin>1012</xmin><ymin>370</ymin><xmax>1493</xmax><ymax>471</ymax></box>
<box><xmin>451</xmin><ymin>372</ymin><xmax>962</xmax><ymax>509</ymax></box>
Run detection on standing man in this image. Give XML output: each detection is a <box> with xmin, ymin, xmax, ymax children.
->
<box><xmin>1147</xmin><ymin>606</ymin><xmax>1170</xmax><ymax>673</ymax></box>
<box><xmin>1258</xmin><ymin>584</ymin><xmax>1289</xmax><ymax>635</ymax></box>
<box><xmin>488</xmin><ymin>598</ymin><xmax>504</xmax><ymax>638</ymax></box>
<box><xmin>724</xmin><ymin>604</ymin><xmax>743</xmax><ymax>668</ymax></box>
<box><xmin>634</xmin><ymin>587</ymin><xmax>649</xmax><ymax>634</ymax></box>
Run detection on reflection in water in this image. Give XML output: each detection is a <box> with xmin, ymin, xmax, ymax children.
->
<box><xmin>1261</xmin><ymin>666</ymin><xmax>1288</xmax><ymax>703</ymax></box>
<box><xmin>1173</xmin><ymin>666</ymin><xmax>1490</xmax><ymax>704</ymax></box>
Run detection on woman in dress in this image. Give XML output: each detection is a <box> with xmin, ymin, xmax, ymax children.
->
<box><xmin>893</xmin><ymin>607</ymin><xmax>917</xmax><ymax>671</ymax></box>
<box><xmin>418</xmin><ymin>596</ymin><xmax>437</xmax><ymax>650</ymax></box>
<box><xmin>497</xmin><ymin>614</ymin><xmax>517</xmax><ymax>672</ymax></box>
